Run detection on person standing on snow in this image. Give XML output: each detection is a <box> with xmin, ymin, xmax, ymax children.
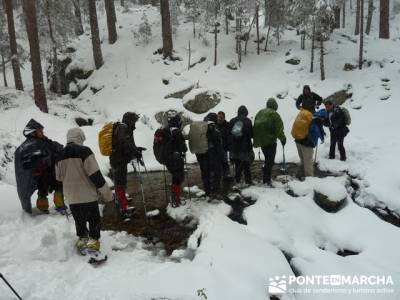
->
<box><xmin>110</xmin><ymin>112</ymin><xmax>145</xmax><ymax>220</ymax></box>
<box><xmin>253</xmin><ymin>98</ymin><xmax>286</xmax><ymax>186</ymax></box>
<box><xmin>164</xmin><ymin>112</ymin><xmax>188</xmax><ymax>206</ymax></box>
<box><xmin>14</xmin><ymin>119</ymin><xmax>64</xmax><ymax>214</ymax></box>
<box><xmin>56</xmin><ymin>128</ymin><xmax>113</xmax><ymax>253</ymax></box>
<box><xmin>324</xmin><ymin>100</ymin><xmax>349</xmax><ymax>161</ymax></box>
<box><xmin>293</xmin><ymin>110</ymin><xmax>326</xmax><ymax>178</ymax></box>
<box><xmin>216</xmin><ymin>111</ymin><xmax>231</xmax><ymax>179</ymax></box>
<box><xmin>196</xmin><ymin>113</ymin><xmax>224</xmax><ymax>197</ymax></box>
<box><xmin>296</xmin><ymin>85</ymin><xmax>323</xmax><ymax>113</ymax></box>
<box><xmin>229</xmin><ymin>105</ymin><xmax>254</xmax><ymax>186</ymax></box>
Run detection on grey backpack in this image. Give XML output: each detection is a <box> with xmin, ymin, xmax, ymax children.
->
<box><xmin>341</xmin><ymin>107</ymin><xmax>351</xmax><ymax>125</ymax></box>
<box><xmin>188</xmin><ymin>121</ymin><xmax>209</xmax><ymax>154</ymax></box>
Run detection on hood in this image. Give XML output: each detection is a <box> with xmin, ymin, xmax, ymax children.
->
<box><xmin>303</xmin><ymin>85</ymin><xmax>311</xmax><ymax>95</ymax></box>
<box><xmin>204</xmin><ymin>112</ymin><xmax>218</xmax><ymax>124</ymax></box>
<box><xmin>238</xmin><ymin>105</ymin><xmax>248</xmax><ymax>117</ymax></box>
<box><xmin>122</xmin><ymin>112</ymin><xmax>140</xmax><ymax>130</ymax></box>
<box><xmin>313</xmin><ymin>109</ymin><xmax>328</xmax><ymax>120</ymax></box>
<box><xmin>266</xmin><ymin>98</ymin><xmax>278</xmax><ymax>111</ymax></box>
<box><xmin>67</xmin><ymin>128</ymin><xmax>86</xmax><ymax>145</ymax></box>
<box><xmin>23</xmin><ymin>119</ymin><xmax>44</xmax><ymax>138</ymax></box>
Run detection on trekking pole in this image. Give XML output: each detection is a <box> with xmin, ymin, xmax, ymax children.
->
<box><xmin>0</xmin><ymin>273</ymin><xmax>22</xmax><ymax>300</ymax></box>
<box><xmin>162</xmin><ymin>165</ymin><xmax>169</xmax><ymax>206</ymax></box>
<box><xmin>184</xmin><ymin>156</ymin><xmax>192</xmax><ymax>202</ymax></box>
<box><xmin>132</xmin><ymin>160</ymin><xmax>148</xmax><ymax>222</ymax></box>
<box><xmin>314</xmin><ymin>143</ymin><xmax>318</xmax><ymax>164</ymax></box>
<box><xmin>282</xmin><ymin>146</ymin><xmax>289</xmax><ymax>189</ymax></box>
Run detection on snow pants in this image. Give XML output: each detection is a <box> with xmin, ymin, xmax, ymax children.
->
<box><xmin>296</xmin><ymin>143</ymin><xmax>314</xmax><ymax>177</ymax></box>
<box><xmin>69</xmin><ymin>201</ymin><xmax>101</xmax><ymax>240</ymax></box>
<box><xmin>261</xmin><ymin>143</ymin><xmax>277</xmax><ymax>184</ymax></box>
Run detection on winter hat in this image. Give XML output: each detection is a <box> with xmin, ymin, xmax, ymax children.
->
<box><xmin>238</xmin><ymin>105</ymin><xmax>248</xmax><ymax>117</ymax></box>
<box><xmin>204</xmin><ymin>112</ymin><xmax>218</xmax><ymax>124</ymax></box>
<box><xmin>67</xmin><ymin>127</ymin><xmax>86</xmax><ymax>145</ymax></box>
<box><xmin>23</xmin><ymin>119</ymin><xmax>44</xmax><ymax>137</ymax></box>
<box><xmin>303</xmin><ymin>85</ymin><xmax>311</xmax><ymax>94</ymax></box>
<box><xmin>266</xmin><ymin>97</ymin><xmax>278</xmax><ymax>111</ymax></box>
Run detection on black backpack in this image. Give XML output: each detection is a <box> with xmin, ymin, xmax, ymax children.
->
<box><xmin>153</xmin><ymin>127</ymin><xmax>172</xmax><ymax>165</ymax></box>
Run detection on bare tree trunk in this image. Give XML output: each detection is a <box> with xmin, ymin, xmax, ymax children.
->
<box><xmin>1</xmin><ymin>50</ymin><xmax>8</xmax><ymax>87</ymax></box>
<box><xmin>225</xmin><ymin>10</ymin><xmax>229</xmax><ymax>35</ymax></box>
<box><xmin>379</xmin><ymin>0</ymin><xmax>389</xmax><ymax>39</ymax></box>
<box><xmin>105</xmin><ymin>0</ymin><xmax>117</xmax><ymax>44</ymax></box>
<box><xmin>355</xmin><ymin>0</ymin><xmax>360</xmax><ymax>35</ymax></box>
<box><xmin>264</xmin><ymin>0</ymin><xmax>268</xmax><ymax>28</ymax></box>
<box><xmin>264</xmin><ymin>10</ymin><xmax>272</xmax><ymax>51</ymax></box>
<box><xmin>342</xmin><ymin>0</ymin><xmax>346</xmax><ymax>28</ymax></box>
<box><xmin>359</xmin><ymin>0</ymin><xmax>364</xmax><ymax>69</ymax></box>
<box><xmin>188</xmin><ymin>40</ymin><xmax>191</xmax><ymax>70</ymax></box>
<box><xmin>4</xmin><ymin>0</ymin><xmax>24</xmax><ymax>90</ymax></box>
<box><xmin>310</xmin><ymin>21</ymin><xmax>315</xmax><ymax>73</ymax></box>
<box><xmin>121</xmin><ymin>0</ymin><xmax>125</xmax><ymax>7</ymax></box>
<box><xmin>334</xmin><ymin>6</ymin><xmax>341</xmax><ymax>29</ymax></box>
<box><xmin>160</xmin><ymin>0</ymin><xmax>173</xmax><ymax>58</ymax></box>
<box><xmin>45</xmin><ymin>0</ymin><xmax>61</xmax><ymax>95</ymax></box>
<box><xmin>88</xmin><ymin>0</ymin><xmax>104</xmax><ymax>69</ymax></box>
<box><xmin>214</xmin><ymin>5</ymin><xmax>218</xmax><ymax>66</ymax></box>
<box><xmin>320</xmin><ymin>37</ymin><xmax>325</xmax><ymax>81</ymax></box>
<box><xmin>350</xmin><ymin>0</ymin><xmax>353</xmax><ymax>10</ymax></box>
<box><xmin>73</xmin><ymin>0</ymin><xmax>84</xmax><ymax>36</ymax></box>
<box><xmin>23</xmin><ymin>0</ymin><xmax>48</xmax><ymax>113</ymax></box>
<box><xmin>256</xmin><ymin>3</ymin><xmax>260</xmax><ymax>55</ymax></box>
<box><xmin>244</xmin><ymin>13</ymin><xmax>256</xmax><ymax>56</ymax></box>
<box><xmin>365</xmin><ymin>0</ymin><xmax>374</xmax><ymax>34</ymax></box>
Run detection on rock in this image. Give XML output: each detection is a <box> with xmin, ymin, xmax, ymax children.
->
<box><xmin>380</xmin><ymin>95</ymin><xmax>391</xmax><ymax>101</ymax></box>
<box><xmin>162</xmin><ymin>79</ymin><xmax>170</xmax><ymax>85</ymax></box>
<box><xmin>165</xmin><ymin>84</ymin><xmax>197</xmax><ymax>99</ymax></box>
<box><xmin>75</xmin><ymin>117</ymin><xmax>94</xmax><ymax>127</ymax></box>
<box><xmin>183</xmin><ymin>89</ymin><xmax>221</xmax><ymax>114</ymax></box>
<box><xmin>48</xmin><ymin>56</ymin><xmax>72</xmax><ymax>95</ymax></box>
<box><xmin>313</xmin><ymin>191</ymin><xmax>346</xmax><ymax>213</ymax></box>
<box><xmin>285</xmin><ymin>58</ymin><xmax>300</xmax><ymax>65</ymax></box>
<box><xmin>381</xmin><ymin>78</ymin><xmax>391</xmax><ymax>82</ymax></box>
<box><xmin>325</xmin><ymin>89</ymin><xmax>353</xmax><ymax>106</ymax></box>
<box><xmin>154</xmin><ymin>110</ymin><xmax>192</xmax><ymax>127</ymax></box>
<box><xmin>226</xmin><ymin>61</ymin><xmax>238</xmax><ymax>70</ymax></box>
<box><xmin>343</xmin><ymin>63</ymin><xmax>356</xmax><ymax>71</ymax></box>
<box><xmin>277</xmin><ymin>91</ymin><xmax>288</xmax><ymax>100</ymax></box>
<box><xmin>190</xmin><ymin>57</ymin><xmax>207</xmax><ymax>68</ymax></box>
<box><xmin>90</xmin><ymin>84</ymin><xmax>104</xmax><ymax>94</ymax></box>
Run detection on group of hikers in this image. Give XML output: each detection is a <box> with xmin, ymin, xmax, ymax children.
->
<box><xmin>14</xmin><ymin>85</ymin><xmax>350</xmax><ymax>254</ymax></box>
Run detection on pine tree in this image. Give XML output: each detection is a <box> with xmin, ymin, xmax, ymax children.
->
<box><xmin>160</xmin><ymin>0</ymin><xmax>173</xmax><ymax>58</ymax></box>
<box><xmin>359</xmin><ymin>0</ymin><xmax>364</xmax><ymax>69</ymax></box>
<box><xmin>355</xmin><ymin>0</ymin><xmax>360</xmax><ymax>35</ymax></box>
<box><xmin>379</xmin><ymin>0</ymin><xmax>389</xmax><ymax>39</ymax></box>
<box><xmin>105</xmin><ymin>0</ymin><xmax>117</xmax><ymax>44</ymax></box>
<box><xmin>365</xmin><ymin>0</ymin><xmax>374</xmax><ymax>35</ymax></box>
<box><xmin>23</xmin><ymin>0</ymin><xmax>48</xmax><ymax>113</ymax></box>
<box><xmin>88</xmin><ymin>0</ymin><xmax>104</xmax><ymax>69</ymax></box>
<box><xmin>72</xmin><ymin>0</ymin><xmax>84</xmax><ymax>35</ymax></box>
<box><xmin>4</xmin><ymin>0</ymin><xmax>24</xmax><ymax>90</ymax></box>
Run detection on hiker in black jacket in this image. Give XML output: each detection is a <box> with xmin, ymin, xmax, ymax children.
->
<box><xmin>229</xmin><ymin>106</ymin><xmax>254</xmax><ymax>185</ymax></box>
<box><xmin>296</xmin><ymin>85</ymin><xmax>323</xmax><ymax>113</ymax></box>
<box><xmin>324</xmin><ymin>100</ymin><xmax>349</xmax><ymax>161</ymax></box>
<box><xmin>165</xmin><ymin>112</ymin><xmax>188</xmax><ymax>206</ymax></box>
<box><xmin>14</xmin><ymin>119</ymin><xmax>64</xmax><ymax>213</ymax></box>
<box><xmin>196</xmin><ymin>113</ymin><xmax>224</xmax><ymax>197</ymax></box>
<box><xmin>217</xmin><ymin>111</ymin><xmax>231</xmax><ymax>178</ymax></box>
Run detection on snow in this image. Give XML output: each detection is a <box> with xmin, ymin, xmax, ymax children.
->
<box><xmin>1</xmin><ymin>1</ymin><xmax>400</xmax><ymax>299</ymax></box>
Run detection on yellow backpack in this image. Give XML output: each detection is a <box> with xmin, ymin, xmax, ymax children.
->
<box><xmin>98</xmin><ymin>122</ymin><xmax>114</xmax><ymax>156</ymax></box>
<box><xmin>291</xmin><ymin>109</ymin><xmax>313</xmax><ymax>140</ymax></box>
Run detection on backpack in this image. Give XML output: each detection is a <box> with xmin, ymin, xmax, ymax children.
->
<box><xmin>98</xmin><ymin>122</ymin><xmax>115</xmax><ymax>156</ymax></box>
<box><xmin>307</xmin><ymin>120</ymin><xmax>323</xmax><ymax>147</ymax></box>
<box><xmin>188</xmin><ymin>121</ymin><xmax>209</xmax><ymax>154</ymax></box>
<box><xmin>153</xmin><ymin>128</ymin><xmax>172</xmax><ymax>165</ymax></box>
<box><xmin>340</xmin><ymin>107</ymin><xmax>351</xmax><ymax>125</ymax></box>
<box><xmin>231</xmin><ymin>120</ymin><xmax>244</xmax><ymax>138</ymax></box>
<box><xmin>291</xmin><ymin>109</ymin><xmax>313</xmax><ymax>140</ymax></box>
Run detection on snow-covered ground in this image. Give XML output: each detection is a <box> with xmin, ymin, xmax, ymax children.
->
<box><xmin>1</xmin><ymin>2</ymin><xmax>400</xmax><ymax>299</ymax></box>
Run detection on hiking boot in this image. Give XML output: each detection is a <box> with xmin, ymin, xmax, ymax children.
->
<box><xmin>340</xmin><ymin>157</ymin><xmax>346</xmax><ymax>162</ymax></box>
<box><xmin>76</xmin><ymin>237</ymin><xmax>89</xmax><ymax>253</ymax></box>
<box><xmin>36</xmin><ymin>197</ymin><xmax>49</xmax><ymax>213</ymax></box>
<box><xmin>53</xmin><ymin>191</ymin><xmax>64</xmax><ymax>209</ymax></box>
<box><xmin>120</xmin><ymin>207</ymin><xmax>135</xmax><ymax>221</ymax></box>
<box><xmin>171</xmin><ymin>184</ymin><xmax>183</xmax><ymax>207</ymax></box>
<box><xmin>87</xmin><ymin>239</ymin><xmax>100</xmax><ymax>252</ymax></box>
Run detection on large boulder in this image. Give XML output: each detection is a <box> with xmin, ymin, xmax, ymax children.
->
<box><xmin>164</xmin><ymin>84</ymin><xmax>197</xmax><ymax>99</ymax></box>
<box><xmin>285</xmin><ymin>58</ymin><xmax>301</xmax><ymax>65</ymax></box>
<box><xmin>314</xmin><ymin>191</ymin><xmax>346</xmax><ymax>213</ymax></box>
<box><xmin>324</xmin><ymin>89</ymin><xmax>353</xmax><ymax>106</ymax></box>
<box><xmin>183</xmin><ymin>89</ymin><xmax>221</xmax><ymax>114</ymax></box>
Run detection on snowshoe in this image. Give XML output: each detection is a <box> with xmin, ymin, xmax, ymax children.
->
<box><xmin>87</xmin><ymin>251</ymin><xmax>108</xmax><ymax>266</ymax></box>
<box><xmin>76</xmin><ymin>238</ymin><xmax>89</xmax><ymax>256</ymax></box>
<box><xmin>120</xmin><ymin>207</ymin><xmax>135</xmax><ymax>221</ymax></box>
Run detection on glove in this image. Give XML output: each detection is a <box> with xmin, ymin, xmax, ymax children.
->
<box><xmin>137</xmin><ymin>147</ymin><xmax>147</xmax><ymax>152</ymax></box>
<box><xmin>281</xmin><ymin>138</ymin><xmax>287</xmax><ymax>147</ymax></box>
<box><xmin>137</xmin><ymin>158</ymin><xmax>145</xmax><ymax>166</ymax></box>
<box><xmin>98</xmin><ymin>184</ymin><xmax>113</xmax><ymax>203</ymax></box>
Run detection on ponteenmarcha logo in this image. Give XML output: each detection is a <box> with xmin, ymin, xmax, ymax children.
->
<box><xmin>268</xmin><ymin>275</ymin><xmax>287</xmax><ymax>294</ymax></box>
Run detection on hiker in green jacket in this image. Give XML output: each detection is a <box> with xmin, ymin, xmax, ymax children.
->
<box><xmin>253</xmin><ymin>98</ymin><xmax>286</xmax><ymax>186</ymax></box>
